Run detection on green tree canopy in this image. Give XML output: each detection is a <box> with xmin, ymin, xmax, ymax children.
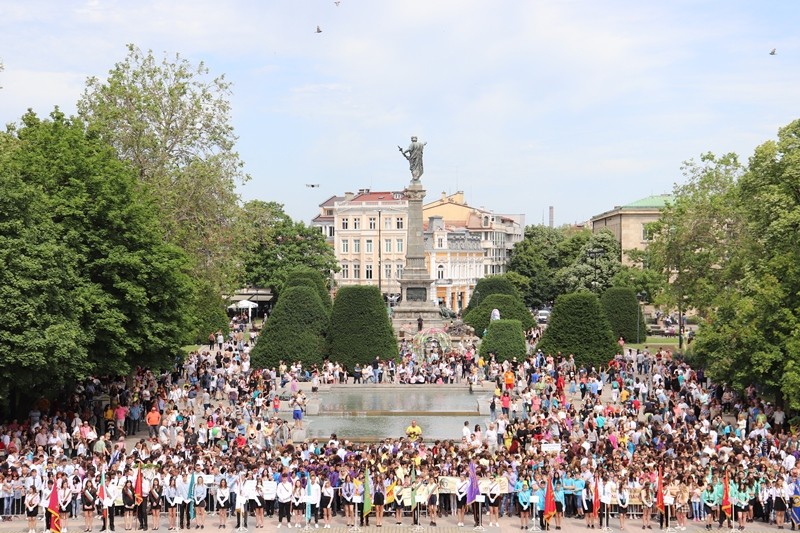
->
<box><xmin>78</xmin><ymin>44</ymin><xmax>246</xmax><ymax>295</ymax></box>
<box><xmin>465</xmin><ymin>275</ymin><xmax>520</xmax><ymax>314</ymax></box>
<box><xmin>507</xmin><ymin>225</ymin><xmax>565</xmax><ymax>308</ymax></box>
<box><xmin>249</xmin><ymin>285</ymin><xmax>328</xmax><ymax>370</ymax></box>
<box><xmin>557</xmin><ymin>229</ymin><xmax>622</xmax><ymax>294</ymax></box>
<box><xmin>537</xmin><ymin>292</ymin><xmax>616</xmax><ymax>370</ymax></box>
<box><xmin>600</xmin><ymin>287</ymin><xmax>647</xmax><ymax>344</ymax></box>
<box><xmin>0</xmin><ymin>110</ymin><xmax>193</xmax><ymax>406</ymax></box>
<box><xmin>464</xmin><ymin>293</ymin><xmax>535</xmax><ymax>338</ymax></box>
<box><xmin>479</xmin><ymin>319</ymin><xmax>527</xmax><ymax>361</ymax></box>
<box><xmin>327</xmin><ymin>286</ymin><xmax>398</xmax><ymax>369</ymax></box>
<box><xmin>240</xmin><ymin>200</ymin><xmax>338</xmax><ymax>294</ymax></box>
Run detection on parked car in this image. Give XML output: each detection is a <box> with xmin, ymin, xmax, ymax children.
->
<box><xmin>537</xmin><ymin>309</ymin><xmax>551</xmax><ymax>324</ymax></box>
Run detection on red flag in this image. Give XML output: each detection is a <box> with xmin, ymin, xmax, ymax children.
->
<box><xmin>721</xmin><ymin>471</ymin><xmax>732</xmax><ymax>518</ymax></box>
<box><xmin>98</xmin><ymin>470</ymin><xmax>108</xmax><ymax>521</ymax></box>
<box><xmin>135</xmin><ymin>468</ymin><xmax>144</xmax><ymax>506</ymax></box>
<box><xmin>656</xmin><ymin>468</ymin><xmax>665</xmax><ymax>515</ymax></box>
<box><xmin>544</xmin><ymin>477</ymin><xmax>556</xmax><ymax>523</ymax></box>
<box><xmin>593</xmin><ymin>477</ymin><xmax>600</xmax><ymax>518</ymax></box>
<box><xmin>48</xmin><ymin>484</ymin><xmax>62</xmax><ymax>533</ymax></box>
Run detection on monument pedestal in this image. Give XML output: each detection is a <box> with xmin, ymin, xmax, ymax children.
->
<box><xmin>390</xmin><ymin>180</ymin><xmax>444</xmax><ymax>336</ymax></box>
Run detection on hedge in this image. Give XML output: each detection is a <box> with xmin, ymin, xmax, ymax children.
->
<box><xmin>600</xmin><ymin>287</ymin><xmax>647</xmax><ymax>343</ymax></box>
<box><xmin>465</xmin><ymin>275</ymin><xmax>520</xmax><ymax>314</ymax></box>
<box><xmin>327</xmin><ymin>285</ymin><xmax>398</xmax><ymax>369</ymax></box>
<box><xmin>464</xmin><ymin>293</ymin><xmax>535</xmax><ymax>338</ymax></box>
<box><xmin>479</xmin><ymin>319</ymin><xmax>527</xmax><ymax>361</ymax></box>
<box><xmin>537</xmin><ymin>292</ymin><xmax>616</xmax><ymax>370</ymax></box>
<box><xmin>283</xmin><ymin>266</ymin><xmax>332</xmax><ymax>312</ymax></box>
<box><xmin>249</xmin><ymin>285</ymin><xmax>328</xmax><ymax>369</ymax></box>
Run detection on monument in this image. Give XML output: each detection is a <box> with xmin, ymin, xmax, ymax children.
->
<box><xmin>392</xmin><ymin>136</ymin><xmax>445</xmax><ymax>334</ymax></box>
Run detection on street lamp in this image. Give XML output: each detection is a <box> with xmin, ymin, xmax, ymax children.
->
<box><xmin>586</xmin><ymin>248</ymin><xmax>605</xmax><ymax>292</ymax></box>
<box><xmin>636</xmin><ymin>291</ymin><xmax>648</xmax><ymax>344</ymax></box>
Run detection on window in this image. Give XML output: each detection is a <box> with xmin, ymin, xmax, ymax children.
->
<box><xmin>437</xmin><ymin>264</ymin><xmax>445</xmax><ymax>280</ymax></box>
<box><xmin>353</xmin><ymin>263</ymin><xmax>361</xmax><ymax>279</ymax></box>
<box><xmin>437</xmin><ymin>237</ymin><xmax>444</xmax><ymax>249</ymax></box>
<box><xmin>353</xmin><ymin>239</ymin><xmax>361</xmax><ymax>253</ymax></box>
<box><xmin>341</xmin><ymin>263</ymin><xmax>349</xmax><ymax>279</ymax></box>
<box><xmin>642</xmin><ymin>224</ymin><xmax>655</xmax><ymax>241</ymax></box>
<box><xmin>327</xmin><ymin>226</ymin><xmax>335</xmax><ymax>238</ymax></box>
<box><xmin>396</xmin><ymin>239</ymin><xmax>404</xmax><ymax>253</ymax></box>
<box><xmin>326</xmin><ymin>209</ymin><xmax>333</xmax><ymax>216</ymax></box>
<box><xmin>341</xmin><ymin>239</ymin><xmax>349</xmax><ymax>253</ymax></box>
<box><xmin>395</xmin><ymin>264</ymin><xmax>403</xmax><ymax>279</ymax></box>
<box><xmin>368</xmin><ymin>217</ymin><xmax>376</xmax><ymax>230</ymax></box>
<box><xmin>384</xmin><ymin>263</ymin><xmax>392</xmax><ymax>279</ymax></box>
<box><xmin>396</xmin><ymin>217</ymin><xmax>404</xmax><ymax>229</ymax></box>
<box><xmin>341</xmin><ymin>218</ymin><xmax>349</xmax><ymax>230</ymax></box>
<box><xmin>384</xmin><ymin>239</ymin><xmax>392</xmax><ymax>253</ymax></box>
<box><xmin>365</xmin><ymin>264</ymin><xmax>373</xmax><ymax>279</ymax></box>
<box><xmin>353</xmin><ymin>217</ymin><xmax>361</xmax><ymax>230</ymax></box>
<box><xmin>365</xmin><ymin>239</ymin><xmax>373</xmax><ymax>253</ymax></box>
<box><xmin>384</xmin><ymin>217</ymin><xmax>392</xmax><ymax>230</ymax></box>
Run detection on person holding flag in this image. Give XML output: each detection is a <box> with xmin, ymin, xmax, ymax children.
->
<box><xmin>720</xmin><ymin>471</ymin><xmax>733</xmax><ymax>530</ymax></box>
<box><xmin>789</xmin><ymin>473</ymin><xmax>800</xmax><ymax>531</ymax></box>
<box><xmin>134</xmin><ymin>467</ymin><xmax>147</xmax><ymax>532</ymax></box>
<box><xmin>544</xmin><ymin>477</ymin><xmax>557</xmax><ymax>530</ymax></box>
<box><xmin>466</xmin><ymin>461</ymin><xmax>482</xmax><ymax>528</ymax></box>
<box><xmin>48</xmin><ymin>478</ymin><xmax>63</xmax><ymax>533</ymax></box>
<box><xmin>355</xmin><ymin>470</ymin><xmax>369</xmax><ymax>528</ymax></box>
<box><xmin>361</xmin><ymin>469</ymin><xmax>373</xmax><ymax>528</ymax></box>
<box><xmin>99</xmin><ymin>471</ymin><xmax>117</xmax><ymax>533</ymax></box>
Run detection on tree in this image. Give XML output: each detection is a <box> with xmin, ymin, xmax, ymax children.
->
<box><xmin>537</xmin><ymin>292</ymin><xmax>616</xmax><ymax>370</ymax></box>
<box><xmin>479</xmin><ymin>320</ymin><xmax>526</xmax><ymax>361</ymax></box>
<box><xmin>0</xmin><ymin>110</ymin><xmax>194</xmax><ymax>408</ymax></box>
<box><xmin>465</xmin><ymin>275</ymin><xmax>520</xmax><ymax>314</ymax></box>
<box><xmin>507</xmin><ymin>225</ymin><xmax>564</xmax><ymax>308</ymax></box>
<box><xmin>557</xmin><ymin>229</ymin><xmax>622</xmax><ymax>294</ymax></box>
<box><xmin>682</xmin><ymin>125</ymin><xmax>800</xmax><ymax>408</ymax></box>
<box><xmin>240</xmin><ymin>200</ymin><xmax>338</xmax><ymax>294</ymax></box>
<box><xmin>249</xmin><ymin>285</ymin><xmax>328</xmax><ymax>369</ymax></box>
<box><xmin>327</xmin><ymin>286</ymin><xmax>398</xmax><ymax>369</ymax></box>
<box><xmin>464</xmin><ymin>294</ymin><xmax>535</xmax><ymax>338</ymax></box>
<box><xmin>284</xmin><ymin>267</ymin><xmax>332</xmax><ymax>312</ymax></box>
<box><xmin>77</xmin><ymin>44</ymin><xmax>247</xmax><ymax>292</ymax></box>
<box><xmin>600</xmin><ymin>287</ymin><xmax>647</xmax><ymax>344</ymax></box>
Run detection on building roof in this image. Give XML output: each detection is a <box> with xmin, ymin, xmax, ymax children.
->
<box><xmin>349</xmin><ymin>190</ymin><xmax>406</xmax><ymax>202</ymax></box>
<box><xmin>318</xmin><ymin>195</ymin><xmax>344</xmax><ymax>207</ymax></box>
<box><xmin>622</xmin><ymin>194</ymin><xmax>673</xmax><ymax>209</ymax></box>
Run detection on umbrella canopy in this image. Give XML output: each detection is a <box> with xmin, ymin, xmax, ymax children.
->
<box><xmin>236</xmin><ymin>300</ymin><xmax>258</xmax><ymax>309</ymax></box>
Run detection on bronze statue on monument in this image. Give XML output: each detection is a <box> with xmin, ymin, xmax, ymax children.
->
<box><xmin>398</xmin><ymin>136</ymin><xmax>426</xmax><ymax>181</ymax></box>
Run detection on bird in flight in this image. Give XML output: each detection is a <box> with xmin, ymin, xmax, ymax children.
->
<box><xmin>770</xmin><ymin>48</ymin><xmax>777</xmax><ymax>55</ymax></box>
<box><xmin>316</xmin><ymin>25</ymin><xmax>322</xmax><ymax>33</ymax></box>
<box><xmin>306</xmin><ymin>184</ymin><xmax>320</xmax><ymax>188</ymax></box>
<box><xmin>335</xmin><ymin>1</ymin><xmax>341</xmax><ymax>5</ymax></box>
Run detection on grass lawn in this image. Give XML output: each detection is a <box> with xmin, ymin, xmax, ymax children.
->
<box><xmin>625</xmin><ymin>336</ymin><xmax>681</xmax><ymax>351</ymax></box>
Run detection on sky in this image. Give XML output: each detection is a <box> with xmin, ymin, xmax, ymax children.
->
<box><xmin>2</xmin><ymin>1</ymin><xmax>799</xmax><ymax>226</ymax></box>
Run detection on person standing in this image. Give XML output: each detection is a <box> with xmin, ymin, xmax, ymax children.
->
<box><xmin>275</xmin><ymin>474</ymin><xmax>293</xmax><ymax>528</ymax></box>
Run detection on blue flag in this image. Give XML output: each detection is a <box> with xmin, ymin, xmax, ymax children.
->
<box><xmin>188</xmin><ymin>473</ymin><xmax>196</xmax><ymax>520</ymax></box>
<box><xmin>305</xmin><ymin>477</ymin><xmax>312</xmax><ymax>523</ymax></box>
<box><xmin>790</xmin><ymin>481</ymin><xmax>800</xmax><ymax>526</ymax></box>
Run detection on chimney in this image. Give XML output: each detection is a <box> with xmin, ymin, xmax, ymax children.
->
<box><xmin>441</xmin><ymin>191</ymin><xmax>447</xmax><ymax>201</ymax></box>
<box><xmin>428</xmin><ymin>216</ymin><xmax>444</xmax><ymax>231</ymax></box>
<box><xmin>344</xmin><ymin>191</ymin><xmax>354</xmax><ymax>201</ymax></box>
<box><xmin>549</xmin><ymin>206</ymin><xmax>554</xmax><ymax>228</ymax></box>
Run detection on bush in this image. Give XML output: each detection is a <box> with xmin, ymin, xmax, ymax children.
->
<box><xmin>479</xmin><ymin>319</ymin><xmax>526</xmax><ymax>361</ymax></box>
<box><xmin>284</xmin><ymin>266</ymin><xmax>332</xmax><ymax>312</ymax></box>
<box><xmin>464</xmin><ymin>293</ymin><xmax>535</xmax><ymax>338</ymax></box>
<box><xmin>465</xmin><ymin>275</ymin><xmax>520</xmax><ymax>314</ymax></box>
<box><xmin>327</xmin><ymin>285</ymin><xmax>398</xmax><ymax>369</ymax></box>
<box><xmin>600</xmin><ymin>287</ymin><xmax>647</xmax><ymax>343</ymax></box>
<box><xmin>537</xmin><ymin>292</ymin><xmax>616</xmax><ymax>370</ymax></box>
<box><xmin>249</xmin><ymin>285</ymin><xmax>328</xmax><ymax>369</ymax></box>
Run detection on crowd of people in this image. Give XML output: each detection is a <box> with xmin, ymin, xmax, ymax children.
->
<box><xmin>1</xmin><ymin>320</ymin><xmax>799</xmax><ymax>532</ymax></box>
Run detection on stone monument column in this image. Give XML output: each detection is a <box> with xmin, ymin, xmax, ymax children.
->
<box><xmin>398</xmin><ymin>181</ymin><xmax>433</xmax><ymax>303</ymax></box>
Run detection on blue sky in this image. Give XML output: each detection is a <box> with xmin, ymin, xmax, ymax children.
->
<box><xmin>2</xmin><ymin>1</ymin><xmax>798</xmax><ymax>226</ymax></box>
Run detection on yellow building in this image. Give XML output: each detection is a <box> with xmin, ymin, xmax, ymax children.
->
<box><xmin>590</xmin><ymin>194</ymin><xmax>672</xmax><ymax>264</ymax></box>
<box><xmin>424</xmin><ymin>216</ymin><xmax>483</xmax><ymax>312</ymax></box>
<box><xmin>423</xmin><ymin>191</ymin><xmax>525</xmax><ymax>277</ymax></box>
